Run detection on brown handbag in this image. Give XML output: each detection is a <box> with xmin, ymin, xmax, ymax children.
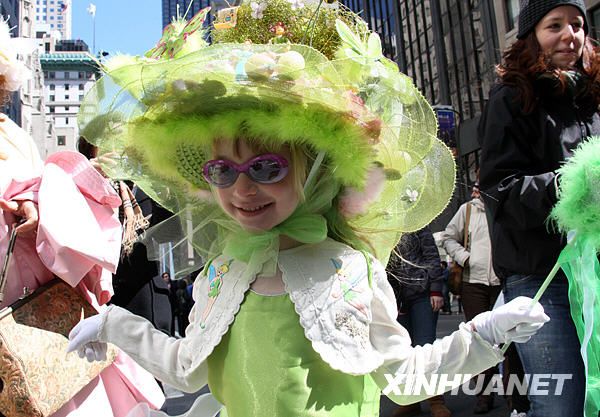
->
<box><xmin>448</xmin><ymin>202</ymin><xmax>471</xmax><ymax>295</ymax></box>
<box><xmin>0</xmin><ymin>226</ymin><xmax>117</xmax><ymax>417</ymax></box>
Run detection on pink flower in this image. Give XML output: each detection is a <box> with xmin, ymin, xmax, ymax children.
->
<box><xmin>338</xmin><ymin>166</ymin><xmax>386</xmax><ymax>219</ymax></box>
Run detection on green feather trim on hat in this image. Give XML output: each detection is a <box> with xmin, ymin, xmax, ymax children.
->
<box><xmin>127</xmin><ymin>88</ymin><xmax>373</xmax><ymax>191</ymax></box>
<box><xmin>551</xmin><ymin>136</ymin><xmax>600</xmax><ymax>246</ymax></box>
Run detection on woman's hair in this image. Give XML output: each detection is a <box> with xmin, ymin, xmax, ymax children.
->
<box><xmin>497</xmin><ymin>32</ymin><xmax>600</xmax><ymax>114</ymax></box>
<box><xmin>77</xmin><ymin>136</ymin><xmax>98</xmax><ymax>160</ymax></box>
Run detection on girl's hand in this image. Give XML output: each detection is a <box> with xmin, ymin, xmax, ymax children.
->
<box><xmin>0</xmin><ymin>199</ymin><xmax>38</xmax><ymax>238</ymax></box>
<box><xmin>469</xmin><ymin>296</ymin><xmax>549</xmax><ymax>345</ymax></box>
<box><xmin>67</xmin><ymin>314</ymin><xmax>106</xmax><ymax>362</ymax></box>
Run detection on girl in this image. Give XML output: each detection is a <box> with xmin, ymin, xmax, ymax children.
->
<box><xmin>479</xmin><ymin>0</ymin><xmax>600</xmax><ymax>415</ymax></box>
<box><xmin>68</xmin><ymin>3</ymin><xmax>548</xmax><ymax>416</ymax></box>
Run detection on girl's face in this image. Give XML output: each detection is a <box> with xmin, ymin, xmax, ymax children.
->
<box><xmin>212</xmin><ymin>140</ymin><xmax>300</xmax><ymax>233</ymax></box>
<box><xmin>535</xmin><ymin>5</ymin><xmax>585</xmax><ymax>70</ymax></box>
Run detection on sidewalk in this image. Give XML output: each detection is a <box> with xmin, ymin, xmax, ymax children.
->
<box><xmin>162</xmin><ymin>306</ymin><xmax>514</xmax><ymax>416</ymax></box>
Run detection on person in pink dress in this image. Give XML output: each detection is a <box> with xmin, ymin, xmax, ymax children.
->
<box><xmin>0</xmin><ymin>20</ymin><xmax>165</xmax><ymax>417</ymax></box>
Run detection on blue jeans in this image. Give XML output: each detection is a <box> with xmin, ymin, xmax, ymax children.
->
<box><xmin>504</xmin><ymin>273</ymin><xmax>585</xmax><ymax>417</ymax></box>
<box><xmin>396</xmin><ymin>295</ymin><xmax>437</xmax><ymax>346</ymax></box>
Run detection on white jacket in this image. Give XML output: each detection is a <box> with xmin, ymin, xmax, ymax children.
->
<box><xmin>99</xmin><ymin>239</ymin><xmax>503</xmax><ymax>404</ymax></box>
<box><xmin>440</xmin><ymin>198</ymin><xmax>500</xmax><ymax>286</ymax></box>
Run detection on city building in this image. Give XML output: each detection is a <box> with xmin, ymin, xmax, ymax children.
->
<box><xmin>33</xmin><ymin>0</ymin><xmax>70</xmax><ymax>40</ymax></box>
<box><xmin>40</xmin><ymin>38</ymin><xmax>99</xmax><ymax>157</ymax></box>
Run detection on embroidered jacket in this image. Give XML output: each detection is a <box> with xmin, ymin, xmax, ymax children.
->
<box><xmin>99</xmin><ymin>239</ymin><xmax>503</xmax><ymax>404</ymax></box>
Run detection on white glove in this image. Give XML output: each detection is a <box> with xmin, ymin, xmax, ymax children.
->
<box><xmin>470</xmin><ymin>296</ymin><xmax>549</xmax><ymax>345</ymax></box>
<box><xmin>67</xmin><ymin>313</ymin><xmax>107</xmax><ymax>362</ymax></box>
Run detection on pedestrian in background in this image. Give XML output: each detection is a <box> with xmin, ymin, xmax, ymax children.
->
<box><xmin>478</xmin><ymin>0</ymin><xmax>600</xmax><ymax>415</ymax></box>
<box><xmin>387</xmin><ymin>226</ymin><xmax>450</xmax><ymax>417</ymax></box>
<box><xmin>440</xmin><ymin>183</ymin><xmax>501</xmax><ymax>414</ymax></box>
<box><xmin>440</xmin><ymin>260</ymin><xmax>452</xmax><ymax>314</ymax></box>
<box><xmin>156</xmin><ymin>272</ymin><xmax>191</xmax><ymax>337</ymax></box>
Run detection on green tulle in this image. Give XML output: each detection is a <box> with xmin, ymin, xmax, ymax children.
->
<box><xmin>549</xmin><ymin>137</ymin><xmax>600</xmax><ymax>416</ymax></box>
<box><xmin>558</xmin><ymin>235</ymin><xmax>600</xmax><ymax>417</ymax></box>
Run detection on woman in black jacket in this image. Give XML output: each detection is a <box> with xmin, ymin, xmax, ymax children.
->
<box><xmin>478</xmin><ymin>0</ymin><xmax>600</xmax><ymax>415</ymax></box>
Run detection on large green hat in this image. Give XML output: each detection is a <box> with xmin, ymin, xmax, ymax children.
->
<box><xmin>78</xmin><ymin>0</ymin><xmax>455</xmax><ymax>269</ymax></box>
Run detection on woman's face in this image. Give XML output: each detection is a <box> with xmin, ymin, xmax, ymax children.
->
<box><xmin>535</xmin><ymin>5</ymin><xmax>585</xmax><ymax>70</ymax></box>
<box><xmin>212</xmin><ymin>140</ymin><xmax>300</xmax><ymax>233</ymax></box>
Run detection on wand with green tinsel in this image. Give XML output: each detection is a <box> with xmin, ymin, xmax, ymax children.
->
<box><xmin>501</xmin><ymin>137</ymin><xmax>600</xmax><ymax>417</ymax></box>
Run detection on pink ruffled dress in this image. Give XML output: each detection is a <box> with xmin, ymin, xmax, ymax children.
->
<box><xmin>0</xmin><ymin>114</ymin><xmax>165</xmax><ymax>416</ymax></box>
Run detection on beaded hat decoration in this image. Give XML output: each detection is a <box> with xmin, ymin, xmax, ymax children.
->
<box><xmin>78</xmin><ymin>0</ymin><xmax>455</xmax><ymax>268</ymax></box>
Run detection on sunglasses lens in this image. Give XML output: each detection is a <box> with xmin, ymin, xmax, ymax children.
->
<box><xmin>206</xmin><ymin>162</ymin><xmax>237</xmax><ymax>186</ymax></box>
<box><xmin>249</xmin><ymin>157</ymin><xmax>287</xmax><ymax>183</ymax></box>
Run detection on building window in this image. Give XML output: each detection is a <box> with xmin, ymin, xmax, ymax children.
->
<box><xmin>65</xmin><ymin>84</ymin><xmax>69</xmax><ymax>90</ymax></box>
<box><xmin>78</xmin><ymin>83</ymin><xmax>84</xmax><ymax>90</ymax></box>
<box><xmin>78</xmin><ymin>71</ymin><xmax>84</xmax><ymax>79</ymax></box>
<box><xmin>49</xmin><ymin>106</ymin><xmax>54</xmax><ymax>113</ymax></box>
<box><xmin>593</xmin><ymin>8</ymin><xmax>600</xmax><ymax>40</ymax></box>
<box><xmin>65</xmin><ymin>118</ymin><xmax>69</xmax><ymax>124</ymax></box>
<box><xmin>57</xmin><ymin>135</ymin><xmax>66</xmax><ymax>146</ymax></box>
<box><xmin>65</xmin><ymin>106</ymin><xmax>69</xmax><ymax>111</ymax></box>
<box><xmin>49</xmin><ymin>84</ymin><xmax>55</xmax><ymax>90</ymax></box>
<box><xmin>505</xmin><ymin>0</ymin><xmax>519</xmax><ymax>32</ymax></box>
<box><xmin>65</xmin><ymin>94</ymin><xmax>69</xmax><ymax>100</ymax></box>
<box><xmin>49</xmin><ymin>71</ymin><xmax>55</xmax><ymax>79</ymax></box>
<box><xmin>79</xmin><ymin>95</ymin><xmax>84</xmax><ymax>101</ymax></box>
<box><xmin>49</xmin><ymin>95</ymin><xmax>55</xmax><ymax>101</ymax></box>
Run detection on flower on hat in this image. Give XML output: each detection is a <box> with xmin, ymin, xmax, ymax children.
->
<box><xmin>250</xmin><ymin>1</ymin><xmax>267</xmax><ymax>19</ymax></box>
<box><xmin>288</xmin><ymin>0</ymin><xmax>304</xmax><ymax>10</ymax></box>
<box><xmin>0</xmin><ymin>20</ymin><xmax>30</xmax><ymax>92</ymax></box>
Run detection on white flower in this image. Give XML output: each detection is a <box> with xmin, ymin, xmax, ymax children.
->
<box><xmin>0</xmin><ymin>20</ymin><xmax>31</xmax><ymax>91</ymax></box>
<box><xmin>288</xmin><ymin>0</ymin><xmax>304</xmax><ymax>10</ymax></box>
<box><xmin>250</xmin><ymin>1</ymin><xmax>267</xmax><ymax>19</ymax></box>
<box><xmin>406</xmin><ymin>189</ymin><xmax>418</xmax><ymax>202</ymax></box>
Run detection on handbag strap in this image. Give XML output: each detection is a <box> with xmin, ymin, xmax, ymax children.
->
<box><xmin>0</xmin><ymin>222</ymin><xmax>20</xmax><ymax>303</ymax></box>
<box><xmin>463</xmin><ymin>202</ymin><xmax>472</xmax><ymax>250</ymax></box>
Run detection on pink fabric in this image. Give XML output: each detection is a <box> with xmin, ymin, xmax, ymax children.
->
<box><xmin>52</xmin><ymin>351</ymin><xmax>166</xmax><ymax>417</ymax></box>
<box><xmin>2</xmin><ymin>151</ymin><xmax>122</xmax><ymax>306</ymax></box>
<box><xmin>0</xmin><ymin>146</ymin><xmax>165</xmax><ymax>416</ymax></box>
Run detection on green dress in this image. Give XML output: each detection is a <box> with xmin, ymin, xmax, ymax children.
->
<box><xmin>206</xmin><ymin>290</ymin><xmax>381</xmax><ymax>417</ymax></box>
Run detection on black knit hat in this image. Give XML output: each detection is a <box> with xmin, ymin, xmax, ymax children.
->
<box><xmin>517</xmin><ymin>0</ymin><xmax>588</xmax><ymax>39</ymax></box>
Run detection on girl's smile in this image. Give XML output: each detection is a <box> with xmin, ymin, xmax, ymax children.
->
<box><xmin>212</xmin><ymin>140</ymin><xmax>300</xmax><ymax>234</ymax></box>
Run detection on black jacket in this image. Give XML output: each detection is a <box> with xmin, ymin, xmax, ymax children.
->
<box><xmin>386</xmin><ymin>226</ymin><xmax>443</xmax><ymax>312</ymax></box>
<box><xmin>479</xmin><ymin>80</ymin><xmax>600</xmax><ymax>280</ymax></box>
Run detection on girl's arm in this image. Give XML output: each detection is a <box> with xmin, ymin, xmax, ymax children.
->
<box><xmin>69</xmin><ymin>270</ymin><xmax>211</xmax><ymax>393</ymax></box>
<box><xmin>368</xmin><ymin>257</ymin><xmax>504</xmax><ymax>404</ymax></box>
<box><xmin>98</xmin><ymin>304</ymin><xmax>208</xmax><ymax>393</ymax></box>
